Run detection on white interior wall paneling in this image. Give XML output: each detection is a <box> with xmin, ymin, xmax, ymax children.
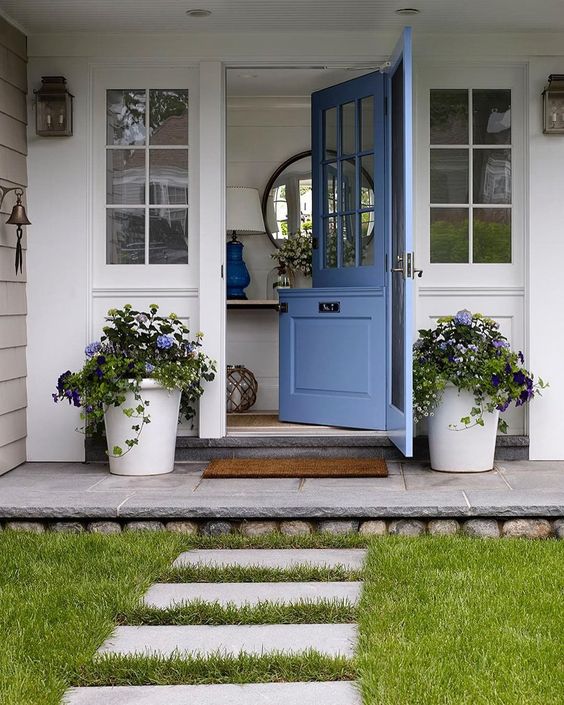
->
<box><xmin>226</xmin><ymin>96</ymin><xmax>310</xmax><ymax>411</ymax></box>
<box><xmin>26</xmin><ymin>58</ymin><xmax>89</xmax><ymax>461</ymax></box>
<box><xmin>0</xmin><ymin>15</ymin><xmax>27</xmax><ymax>473</ymax></box>
<box><xmin>528</xmin><ymin>58</ymin><xmax>564</xmax><ymax>459</ymax></box>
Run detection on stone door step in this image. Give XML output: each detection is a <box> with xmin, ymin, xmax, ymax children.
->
<box><xmin>64</xmin><ymin>681</ymin><xmax>362</xmax><ymax>704</ymax></box>
<box><xmin>97</xmin><ymin>624</ymin><xmax>357</xmax><ymax>658</ymax></box>
<box><xmin>143</xmin><ymin>581</ymin><xmax>363</xmax><ymax>608</ymax></box>
<box><xmin>172</xmin><ymin>549</ymin><xmax>367</xmax><ymax>570</ymax></box>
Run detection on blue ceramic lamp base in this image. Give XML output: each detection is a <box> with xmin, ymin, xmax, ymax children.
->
<box><xmin>226</xmin><ymin>234</ymin><xmax>251</xmax><ymax>300</ymax></box>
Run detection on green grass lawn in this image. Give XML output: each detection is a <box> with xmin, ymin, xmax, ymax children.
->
<box><xmin>0</xmin><ymin>531</ymin><xmax>562</xmax><ymax>705</ymax></box>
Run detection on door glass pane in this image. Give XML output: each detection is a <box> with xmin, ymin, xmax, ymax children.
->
<box><xmin>149</xmin><ymin>149</ymin><xmax>189</xmax><ymax>204</ymax></box>
<box><xmin>430</xmin><ymin>89</ymin><xmax>468</xmax><ymax>144</ymax></box>
<box><xmin>430</xmin><ymin>207</ymin><xmax>469</xmax><ymax>263</ymax></box>
<box><xmin>341</xmin><ymin>101</ymin><xmax>356</xmax><ymax>155</ymax></box>
<box><xmin>324</xmin><ymin>216</ymin><xmax>337</xmax><ymax>268</ymax></box>
<box><xmin>473</xmin><ymin>90</ymin><xmax>511</xmax><ymax>145</ymax></box>
<box><xmin>360</xmin><ymin>156</ymin><xmax>374</xmax><ymax>209</ymax></box>
<box><xmin>149</xmin><ymin>208</ymin><xmax>188</xmax><ymax>264</ymax></box>
<box><xmin>324</xmin><ymin>163</ymin><xmax>338</xmax><ymax>214</ymax></box>
<box><xmin>473</xmin><ymin>149</ymin><xmax>511</xmax><ymax>204</ymax></box>
<box><xmin>149</xmin><ymin>89</ymin><xmax>189</xmax><ymax>145</ymax></box>
<box><xmin>360</xmin><ymin>96</ymin><xmax>374</xmax><ymax>151</ymax></box>
<box><xmin>106</xmin><ymin>209</ymin><xmax>145</xmax><ymax>264</ymax></box>
<box><xmin>341</xmin><ymin>158</ymin><xmax>356</xmax><ymax>212</ymax></box>
<box><xmin>430</xmin><ymin>149</ymin><xmax>469</xmax><ymax>203</ymax></box>
<box><xmin>107</xmin><ymin>90</ymin><xmax>146</xmax><ymax>146</ymax></box>
<box><xmin>473</xmin><ymin>208</ymin><xmax>511</xmax><ymax>263</ymax></box>
<box><xmin>341</xmin><ymin>213</ymin><xmax>356</xmax><ymax>267</ymax></box>
<box><xmin>361</xmin><ymin>211</ymin><xmax>374</xmax><ymax>266</ymax></box>
<box><xmin>106</xmin><ymin>149</ymin><xmax>145</xmax><ymax>204</ymax></box>
<box><xmin>324</xmin><ymin>107</ymin><xmax>337</xmax><ymax>158</ymax></box>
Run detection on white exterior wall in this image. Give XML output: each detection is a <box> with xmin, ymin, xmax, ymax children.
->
<box><xmin>24</xmin><ymin>31</ymin><xmax>564</xmax><ymax>459</ymax></box>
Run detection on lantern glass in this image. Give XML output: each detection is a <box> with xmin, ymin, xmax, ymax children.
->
<box><xmin>543</xmin><ymin>75</ymin><xmax>564</xmax><ymax>134</ymax></box>
<box><xmin>35</xmin><ymin>77</ymin><xmax>73</xmax><ymax>137</ymax></box>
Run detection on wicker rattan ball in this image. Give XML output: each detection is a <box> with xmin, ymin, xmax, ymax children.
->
<box><xmin>226</xmin><ymin>365</ymin><xmax>258</xmax><ymax>413</ymax></box>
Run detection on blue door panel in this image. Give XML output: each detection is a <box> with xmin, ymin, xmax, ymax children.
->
<box><xmin>279</xmin><ymin>288</ymin><xmax>385</xmax><ymax>430</ymax></box>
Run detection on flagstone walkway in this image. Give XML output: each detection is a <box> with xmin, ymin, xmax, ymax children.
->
<box><xmin>65</xmin><ymin>548</ymin><xmax>365</xmax><ymax>704</ymax></box>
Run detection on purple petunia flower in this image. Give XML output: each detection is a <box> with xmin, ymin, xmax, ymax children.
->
<box><xmin>513</xmin><ymin>371</ymin><xmax>526</xmax><ymax>386</ymax></box>
<box><xmin>497</xmin><ymin>400</ymin><xmax>510</xmax><ymax>412</ymax></box>
<box><xmin>492</xmin><ymin>374</ymin><xmax>500</xmax><ymax>387</ymax></box>
<box><xmin>518</xmin><ymin>351</ymin><xmax>525</xmax><ymax>363</ymax></box>
<box><xmin>454</xmin><ymin>309</ymin><xmax>472</xmax><ymax>326</ymax></box>
<box><xmin>85</xmin><ymin>341</ymin><xmax>101</xmax><ymax>358</ymax></box>
<box><xmin>156</xmin><ymin>335</ymin><xmax>174</xmax><ymax>350</ymax></box>
<box><xmin>85</xmin><ymin>404</ymin><xmax>94</xmax><ymax>413</ymax></box>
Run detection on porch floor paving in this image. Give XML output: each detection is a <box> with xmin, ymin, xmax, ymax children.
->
<box><xmin>0</xmin><ymin>460</ymin><xmax>562</xmax><ymax>518</ymax></box>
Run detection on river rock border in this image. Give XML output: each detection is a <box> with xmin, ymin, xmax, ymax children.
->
<box><xmin>0</xmin><ymin>517</ymin><xmax>562</xmax><ymax>539</ymax></box>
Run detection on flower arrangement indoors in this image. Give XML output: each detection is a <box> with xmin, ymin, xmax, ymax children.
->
<box><xmin>53</xmin><ymin>304</ymin><xmax>216</xmax><ymax>475</ymax></box>
<box><xmin>413</xmin><ymin>310</ymin><xmax>546</xmax><ymax>472</ymax></box>
<box><xmin>270</xmin><ymin>227</ymin><xmax>313</xmax><ymax>279</ymax></box>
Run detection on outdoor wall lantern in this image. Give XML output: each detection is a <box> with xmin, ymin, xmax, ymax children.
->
<box><xmin>0</xmin><ymin>187</ymin><xmax>31</xmax><ymax>274</ymax></box>
<box><xmin>34</xmin><ymin>76</ymin><xmax>74</xmax><ymax>136</ymax></box>
<box><xmin>542</xmin><ymin>74</ymin><xmax>564</xmax><ymax>134</ymax></box>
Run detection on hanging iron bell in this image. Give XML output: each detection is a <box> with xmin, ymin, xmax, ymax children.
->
<box><xmin>6</xmin><ymin>189</ymin><xmax>31</xmax><ymax>275</ymax></box>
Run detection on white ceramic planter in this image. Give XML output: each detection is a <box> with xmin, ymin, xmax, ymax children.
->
<box><xmin>104</xmin><ymin>379</ymin><xmax>181</xmax><ymax>476</ymax></box>
<box><xmin>428</xmin><ymin>385</ymin><xmax>499</xmax><ymax>473</ymax></box>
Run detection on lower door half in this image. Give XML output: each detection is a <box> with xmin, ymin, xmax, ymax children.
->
<box><xmin>279</xmin><ymin>287</ymin><xmax>385</xmax><ymax>430</ymax></box>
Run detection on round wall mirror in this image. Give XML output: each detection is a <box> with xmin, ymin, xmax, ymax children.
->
<box><xmin>261</xmin><ymin>151</ymin><xmax>312</xmax><ymax>248</ymax></box>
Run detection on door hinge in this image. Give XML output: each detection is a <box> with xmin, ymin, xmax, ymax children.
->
<box><xmin>221</xmin><ymin>264</ymin><xmax>224</xmax><ymax>279</ymax></box>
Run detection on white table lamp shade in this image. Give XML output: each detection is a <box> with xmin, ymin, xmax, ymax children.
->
<box><xmin>227</xmin><ymin>187</ymin><xmax>265</xmax><ymax>233</ymax></box>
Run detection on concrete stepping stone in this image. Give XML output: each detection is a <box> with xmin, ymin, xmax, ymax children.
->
<box><xmin>97</xmin><ymin>623</ymin><xmax>357</xmax><ymax>658</ymax></box>
<box><xmin>64</xmin><ymin>681</ymin><xmax>362</xmax><ymax>704</ymax></box>
<box><xmin>172</xmin><ymin>548</ymin><xmax>367</xmax><ymax>570</ymax></box>
<box><xmin>143</xmin><ymin>581</ymin><xmax>363</xmax><ymax>608</ymax></box>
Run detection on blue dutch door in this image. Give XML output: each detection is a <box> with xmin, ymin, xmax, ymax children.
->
<box><xmin>279</xmin><ymin>29</ymin><xmax>414</xmax><ymax>456</ymax></box>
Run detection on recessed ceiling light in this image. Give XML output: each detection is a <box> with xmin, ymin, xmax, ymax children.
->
<box><xmin>186</xmin><ymin>8</ymin><xmax>212</xmax><ymax>17</ymax></box>
<box><xmin>395</xmin><ymin>8</ymin><xmax>421</xmax><ymax>15</ymax></box>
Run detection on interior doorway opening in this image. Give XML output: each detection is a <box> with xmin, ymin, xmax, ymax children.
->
<box><xmin>225</xmin><ymin>66</ymin><xmax>378</xmax><ymax>436</ymax></box>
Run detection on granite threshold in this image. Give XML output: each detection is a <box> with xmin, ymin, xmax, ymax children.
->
<box><xmin>86</xmin><ymin>434</ymin><xmax>529</xmax><ymax>462</ymax></box>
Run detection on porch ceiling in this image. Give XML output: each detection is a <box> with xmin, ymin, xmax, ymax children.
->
<box><xmin>3</xmin><ymin>0</ymin><xmax>564</xmax><ymax>35</ymax></box>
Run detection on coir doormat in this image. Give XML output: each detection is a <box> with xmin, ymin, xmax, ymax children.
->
<box><xmin>202</xmin><ymin>458</ymin><xmax>388</xmax><ymax>478</ymax></box>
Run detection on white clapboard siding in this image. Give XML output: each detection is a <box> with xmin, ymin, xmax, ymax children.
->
<box><xmin>0</xmin><ymin>377</ymin><xmax>26</xmax><ymax>415</ymax></box>
<box><xmin>0</xmin><ymin>16</ymin><xmax>27</xmax><ymax>471</ymax></box>
<box><xmin>0</xmin><ymin>437</ymin><xmax>25</xmax><ymax>475</ymax></box>
<box><xmin>0</xmin><ymin>314</ymin><xmax>26</xmax><ymax>348</ymax></box>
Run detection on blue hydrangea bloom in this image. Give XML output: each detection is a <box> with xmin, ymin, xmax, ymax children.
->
<box><xmin>156</xmin><ymin>335</ymin><xmax>173</xmax><ymax>350</ymax></box>
<box><xmin>492</xmin><ymin>340</ymin><xmax>509</xmax><ymax>348</ymax></box>
<box><xmin>454</xmin><ymin>309</ymin><xmax>472</xmax><ymax>326</ymax></box>
<box><xmin>85</xmin><ymin>341</ymin><xmax>101</xmax><ymax>358</ymax></box>
<box><xmin>145</xmin><ymin>362</ymin><xmax>155</xmax><ymax>374</ymax></box>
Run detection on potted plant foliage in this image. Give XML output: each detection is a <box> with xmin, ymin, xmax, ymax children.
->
<box><xmin>413</xmin><ymin>310</ymin><xmax>545</xmax><ymax>472</ymax></box>
<box><xmin>53</xmin><ymin>304</ymin><xmax>216</xmax><ymax>476</ymax></box>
